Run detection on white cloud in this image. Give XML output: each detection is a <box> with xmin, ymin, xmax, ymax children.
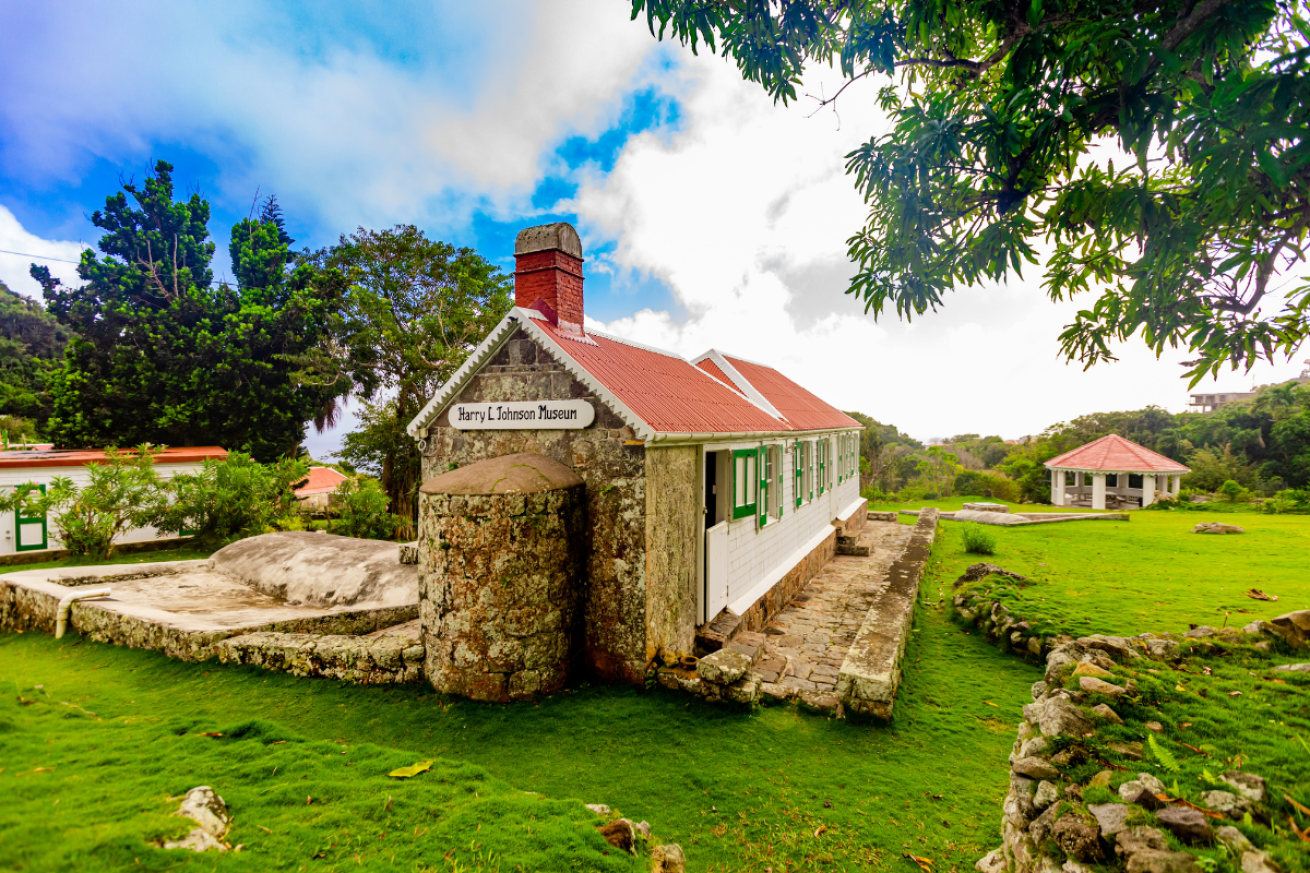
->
<box><xmin>0</xmin><ymin>0</ymin><xmax>662</xmax><ymax>233</ymax></box>
<box><xmin>574</xmin><ymin>56</ymin><xmax>1308</xmax><ymax>441</ymax></box>
<box><xmin>0</xmin><ymin>206</ymin><xmax>87</xmax><ymax>298</ymax></box>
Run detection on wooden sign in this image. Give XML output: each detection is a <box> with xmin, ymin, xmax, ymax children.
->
<box><xmin>449</xmin><ymin>400</ymin><xmax>595</xmax><ymax>430</ymax></box>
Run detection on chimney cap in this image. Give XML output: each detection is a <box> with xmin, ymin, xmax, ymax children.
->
<box><xmin>515</xmin><ymin>222</ymin><xmax>583</xmax><ymax>259</ymax></box>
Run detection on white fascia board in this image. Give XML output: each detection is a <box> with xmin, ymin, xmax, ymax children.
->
<box><xmin>405</xmin><ymin>310</ymin><xmax>528</xmax><ymax>439</ymax></box>
<box><xmin>1045</xmin><ymin>465</ymin><xmax>1188</xmax><ymax>475</ymax></box>
<box><xmin>518</xmin><ymin>318</ymin><xmax>656</xmax><ymax>441</ymax></box>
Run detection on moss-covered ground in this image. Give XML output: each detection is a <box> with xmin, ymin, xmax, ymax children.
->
<box><xmin>1</xmin><ymin>598</ymin><xmax>1038</xmax><ymax>872</ymax></box>
<box><xmin>871</xmin><ymin>498</ymin><xmax>1310</xmax><ymax>637</ymax></box>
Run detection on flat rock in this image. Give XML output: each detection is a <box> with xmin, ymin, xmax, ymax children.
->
<box><xmin>1193</xmin><ymin>523</ymin><xmax>1244</xmax><ymax>534</ymax></box>
<box><xmin>1088</xmin><ymin>802</ymin><xmax>1132</xmax><ymax>837</ymax></box>
<box><xmin>1270</xmin><ymin>609</ymin><xmax>1310</xmax><ymax>648</ymax></box>
<box><xmin>975</xmin><ymin>848</ymin><xmax>1006</xmax><ymax>873</ymax></box>
<box><xmin>585</xmin><ymin>804</ymin><xmax>611</xmax><ymax>816</ymax></box>
<box><xmin>1116</xmin><ymin>826</ymin><xmax>1168</xmax><ymax>857</ymax></box>
<box><xmin>1092</xmin><ymin>703</ymin><xmax>1123</xmax><ymax>724</ymax></box>
<box><xmin>1073</xmin><ymin>661</ymin><xmax>1114</xmax><ymax>678</ymax></box>
<box><xmin>1200</xmin><ymin>790</ymin><xmax>1250</xmax><ymax>819</ymax></box>
<box><xmin>696</xmin><ymin>649</ymin><xmax>752</xmax><ymax>686</ymax></box>
<box><xmin>1155</xmin><ymin>806</ymin><xmax>1214</xmax><ymax>844</ymax></box>
<box><xmin>1126</xmin><ymin>850</ymin><xmax>1203</xmax><ymax>873</ymax></box>
<box><xmin>1136</xmin><ymin>773</ymin><xmax>1167</xmax><ymax>796</ymax></box>
<box><xmin>1214</xmin><ymin>825</ymin><xmax>1254</xmax><ymax>854</ymax></box>
<box><xmin>1144</xmin><ymin>638</ymin><xmax>1181</xmax><ymax>661</ymax></box>
<box><xmin>161</xmin><ymin>786</ymin><xmax>229</xmax><ymax>852</ymax></box>
<box><xmin>1220</xmin><ymin>771</ymin><xmax>1267</xmax><ymax>803</ymax></box>
<box><xmin>1274</xmin><ymin>662</ymin><xmax>1310</xmax><ymax>673</ymax></box>
<box><xmin>1240</xmin><ymin>850</ymin><xmax>1279</xmax><ymax>873</ymax></box>
<box><xmin>1013</xmin><ymin>756</ymin><xmax>1060</xmax><ymax>780</ymax></box>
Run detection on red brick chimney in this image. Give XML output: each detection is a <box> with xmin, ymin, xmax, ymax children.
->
<box><xmin>514</xmin><ymin>223</ymin><xmax>584</xmax><ymax>335</ymax></box>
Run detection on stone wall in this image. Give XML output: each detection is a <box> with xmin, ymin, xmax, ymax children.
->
<box><xmin>217</xmin><ymin>630</ymin><xmax>425</xmax><ymax>684</ymax></box>
<box><xmin>421</xmin><ymin>328</ymin><xmax>649</xmax><ymax>683</ymax></box>
<box><xmin>644</xmin><ymin>446</ymin><xmax>700</xmax><ymax>662</ymax></box>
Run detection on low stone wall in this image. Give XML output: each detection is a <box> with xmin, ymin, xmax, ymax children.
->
<box><xmin>983</xmin><ymin>632</ymin><xmax>1295</xmax><ymax>873</ymax></box>
<box><xmin>217</xmin><ymin>631</ymin><xmax>424</xmax><ymax>684</ymax></box>
<box><xmin>836</xmin><ymin>508</ymin><xmax>939</xmax><ymax>720</ymax></box>
<box><xmin>0</xmin><ymin>574</ymin><xmax>417</xmax><ymax>664</ymax></box>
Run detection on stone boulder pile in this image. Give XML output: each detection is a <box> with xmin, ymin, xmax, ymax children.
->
<box><xmin>980</xmin><ymin>633</ymin><xmax>1294</xmax><ymax>873</ymax></box>
<box><xmin>654</xmin><ymin>633</ymin><xmax>764</xmax><ymax>705</ymax></box>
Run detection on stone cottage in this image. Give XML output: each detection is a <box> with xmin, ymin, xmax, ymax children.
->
<box><xmin>407</xmin><ymin>223</ymin><xmax>866</xmax><ymax>690</ymax></box>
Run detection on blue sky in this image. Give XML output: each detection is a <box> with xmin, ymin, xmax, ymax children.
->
<box><xmin>2</xmin><ymin>0</ymin><xmax>1305</xmax><ymax>454</ymax></box>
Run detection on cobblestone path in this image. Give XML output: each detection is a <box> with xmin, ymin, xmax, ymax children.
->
<box><xmin>755</xmin><ymin>520</ymin><xmax>915</xmax><ymax>707</ymax></box>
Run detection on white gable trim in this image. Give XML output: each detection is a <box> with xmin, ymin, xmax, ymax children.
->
<box><xmin>690</xmin><ymin>349</ymin><xmax>785</xmax><ymax>421</ymax></box>
<box><xmin>406</xmin><ymin>310</ymin><xmax>526</xmax><ymax>438</ymax></box>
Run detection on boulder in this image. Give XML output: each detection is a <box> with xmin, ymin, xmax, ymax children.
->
<box><xmin>1240</xmin><ymin>851</ymin><xmax>1279</xmax><ymax>873</ymax></box>
<box><xmin>1031</xmin><ymin>680</ymin><xmax>1049</xmax><ymax>700</ymax></box>
<box><xmin>1088</xmin><ymin>802</ymin><xmax>1132</xmax><ymax>837</ymax></box>
<box><xmin>1072</xmin><ymin>661</ymin><xmax>1114</xmax><ymax>679</ymax></box>
<box><xmin>1033</xmin><ymin>698</ymin><xmax>1096</xmax><ymax>738</ymax></box>
<box><xmin>1220</xmin><ymin>771</ymin><xmax>1266</xmax><ymax>804</ymax></box>
<box><xmin>1200</xmin><ymin>790</ymin><xmax>1251</xmax><ymax>819</ymax></box>
<box><xmin>1033</xmin><ymin>781</ymin><xmax>1060</xmax><ymax>810</ymax></box>
<box><xmin>1155</xmin><ymin>806</ymin><xmax>1214</xmax><ymax>845</ymax></box>
<box><xmin>1053</xmin><ymin>815</ymin><xmax>1103</xmax><ymax>863</ymax></box>
<box><xmin>1270</xmin><ymin>609</ymin><xmax>1310</xmax><ymax>648</ymax></box>
<box><xmin>1136</xmin><ymin>773</ymin><xmax>1167</xmax><ymax>796</ymax></box>
<box><xmin>1192</xmin><ymin>523</ymin><xmax>1244</xmax><ymax>534</ymax></box>
<box><xmin>1013</xmin><ymin>756</ymin><xmax>1060</xmax><ymax>780</ymax></box>
<box><xmin>1183</xmin><ymin>626</ymin><xmax>1217</xmax><ymax>639</ymax></box>
<box><xmin>585</xmin><ymin>804</ymin><xmax>611</xmax><ymax>816</ymax></box>
<box><xmin>954</xmin><ymin>562</ymin><xmax>1028</xmax><ymax>588</ymax></box>
<box><xmin>1091</xmin><ymin>703</ymin><xmax>1124</xmax><ymax>724</ymax></box>
<box><xmin>1143</xmin><ymin>638</ymin><xmax>1181</xmax><ymax>661</ymax></box>
<box><xmin>651</xmin><ymin>844</ymin><xmax>686</xmax><ymax>873</ymax></box>
<box><xmin>1116</xmin><ymin>826</ymin><xmax>1168</xmax><ymax>858</ymax></box>
<box><xmin>1029</xmin><ymin>802</ymin><xmax>1063</xmax><ymax>846</ymax></box>
<box><xmin>1214</xmin><ymin>825</ymin><xmax>1254</xmax><ymax>854</ymax></box>
<box><xmin>1079</xmin><ymin>676</ymin><xmax>1126</xmax><ymax>697</ymax></box>
<box><xmin>975</xmin><ymin>848</ymin><xmax>1006</xmax><ymax>873</ymax></box>
<box><xmin>598</xmin><ymin>819</ymin><xmax>634</xmax><ymax>853</ymax></box>
<box><xmin>160</xmin><ymin>786</ymin><xmax>230</xmax><ymax>852</ymax></box>
<box><xmin>1274</xmin><ymin>662</ymin><xmax>1310</xmax><ymax>673</ymax></box>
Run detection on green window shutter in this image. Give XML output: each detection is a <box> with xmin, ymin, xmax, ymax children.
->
<box><xmin>808</xmin><ymin>441</ymin><xmax>814</xmax><ymax>501</ymax></box>
<box><xmin>732</xmin><ymin>449</ymin><xmax>759</xmax><ymax>520</ymax></box>
<box><xmin>819</xmin><ymin>439</ymin><xmax>826</xmax><ymax>496</ymax></box>
<box><xmin>794</xmin><ymin>443</ymin><xmax>802</xmax><ymax>509</ymax></box>
<box><xmin>770</xmin><ymin>445</ymin><xmax>780</xmax><ymax>513</ymax></box>
<box><xmin>758</xmin><ymin>444</ymin><xmax>770</xmax><ymax>527</ymax></box>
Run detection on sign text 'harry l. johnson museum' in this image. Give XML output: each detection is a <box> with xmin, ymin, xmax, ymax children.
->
<box><xmin>408</xmin><ymin>223</ymin><xmax>867</xmax><ymax>686</ymax></box>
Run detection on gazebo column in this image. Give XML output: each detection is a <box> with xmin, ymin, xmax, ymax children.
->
<box><xmin>1172</xmin><ymin>474</ymin><xmax>1182</xmax><ymax>496</ymax></box>
<box><xmin>1050</xmin><ymin>469</ymin><xmax>1065</xmax><ymax>506</ymax></box>
<box><xmin>1141</xmin><ymin>474</ymin><xmax>1156</xmax><ymax>507</ymax></box>
<box><xmin>1092</xmin><ymin>473</ymin><xmax>1107</xmax><ymax>510</ymax></box>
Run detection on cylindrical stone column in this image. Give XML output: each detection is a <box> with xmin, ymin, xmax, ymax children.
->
<box><xmin>417</xmin><ymin>452</ymin><xmax>586</xmax><ymax>702</ymax></box>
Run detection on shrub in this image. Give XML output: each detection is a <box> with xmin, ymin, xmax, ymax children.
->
<box><xmin>0</xmin><ymin>445</ymin><xmax>164</xmax><ymax>560</ymax></box>
<box><xmin>1217</xmin><ymin>479</ymin><xmax>1249</xmax><ymax>502</ymax></box>
<box><xmin>1263</xmin><ymin>488</ymin><xmax>1310</xmax><ymax>514</ymax></box>
<box><xmin>952</xmin><ymin>470</ymin><xmax>1020</xmax><ymax>502</ymax></box>
<box><xmin>328</xmin><ymin>477</ymin><xmax>399</xmax><ymax>540</ymax></box>
<box><xmin>960</xmin><ymin>523</ymin><xmax>997</xmax><ymax>555</ymax></box>
<box><xmin>156</xmin><ymin>453</ymin><xmax>308</xmax><ymax>546</ymax></box>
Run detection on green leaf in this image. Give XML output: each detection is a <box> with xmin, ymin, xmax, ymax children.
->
<box><xmin>387</xmin><ymin>760</ymin><xmax>434</xmax><ymax>779</ymax></box>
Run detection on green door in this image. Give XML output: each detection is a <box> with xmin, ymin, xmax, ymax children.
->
<box><xmin>15</xmin><ymin>484</ymin><xmax>47</xmax><ymax>552</ymax></box>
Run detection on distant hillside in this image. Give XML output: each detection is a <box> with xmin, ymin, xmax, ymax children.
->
<box><xmin>0</xmin><ymin>279</ymin><xmax>69</xmax><ymax>426</ymax></box>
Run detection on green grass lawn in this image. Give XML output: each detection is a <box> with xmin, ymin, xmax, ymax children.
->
<box><xmin>1</xmin><ymin>600</ymin><xmax>1037</xmax><ymax>873</ymax></box>
<box><xmin>873</xmin><ymin>499</ymin><xmax>1310</xmax><ymax>638</ymax></box>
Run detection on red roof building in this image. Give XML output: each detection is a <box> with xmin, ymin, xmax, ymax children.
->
<box><xmin>406</xmin><ymin>223</ymin><xmax>869</xmax><ymax>685</ymax></box>
<box><xmin>1045</xmin><ymin>435</ymin><xmax>1189</xmax><ymax>509</ymax></box>
<box><xmin>294</xmin><ymin>466</ymin><xmax>349</xmax><ymax>496</ymax></box>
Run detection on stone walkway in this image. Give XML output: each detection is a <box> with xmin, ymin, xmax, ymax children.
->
<box><xmin>754</xmin><ymin>520</ymin><xmax>915</xmax><ymax>709</ymax></box>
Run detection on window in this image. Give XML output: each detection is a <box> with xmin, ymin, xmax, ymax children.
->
<box><xmin>758</xmin><ymin>445</ymin><xmax>771</xmax><ymax>527</ymax></box>
<box><xmin>1128</xmin><ymin>473</ymin><xmax>1144</xmax><ymax>490</ymax></box>
<box><xmin>838</xmin><ymin>434</ymin><xmax>845</xmax><ymax>484</ymax></box>
<box><xmin>14</xmin><ymin>483</ymin><xmax>47</xmax><ymax>552</ymax></box>
<box><xmin>1106</xmin><ymin>473</ymin><xmax>1119</xmax><ymax>487</ymax></box>
<box><xmin>773</xmin><ymin>444</ymin><xmax>785</xmax><ymax>520</ymax></box>
<box><xmin>732</xmin><ymin>449</ymin><xmax>758</xmax><ymax>520</ymax></box>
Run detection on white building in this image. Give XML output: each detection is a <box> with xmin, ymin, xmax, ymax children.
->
<box><xmin>0</xmin><ymin>446</ymin><xmax>227</xmax><ymax>555</ymax></box>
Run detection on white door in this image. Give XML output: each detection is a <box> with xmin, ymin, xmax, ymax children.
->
<box><xmin>705</xmin><ymin>520</ymin><xmax>729</xmax><ymax>619</ymax></box>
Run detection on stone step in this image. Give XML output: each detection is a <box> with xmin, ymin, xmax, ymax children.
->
<box><xmin>217</xmin><ymin>627</ymin><xmax>424</xmax><ymax>684</ymax></box>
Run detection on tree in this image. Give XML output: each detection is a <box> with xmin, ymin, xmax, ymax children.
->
<box><xmin>31</xmin><ymin>161</ymin><xmax>350</xmax><ymax>459</ymax></box>
<box><xmin>315</xmin><ymin>226</ymin><xmax>512</xmax><ymax>535</ymax></box>
<box><xmin>633</xmin><ymin>0</ymin><xmax>1309</xmax><ymax>383</ymax></box>
<box><xmin>0</xmin><ymin>280</ymin><xmax>69</xmax><ymax>427</ymax></box>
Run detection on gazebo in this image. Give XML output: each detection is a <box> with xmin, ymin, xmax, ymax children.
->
<box><xmin>1044</xmin><ymin>434</ymin><xmax>1190</xmax><ymax>510</ymax></box>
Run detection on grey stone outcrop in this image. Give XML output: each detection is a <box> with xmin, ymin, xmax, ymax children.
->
<box><xmin>160</xmin><ymin>787</ymin><xmax>230</xmax><ymax>852</ymax></box>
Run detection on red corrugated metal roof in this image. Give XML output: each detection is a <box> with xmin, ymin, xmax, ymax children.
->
<box><xmin>535</xmin><ymin>321</ymin><xmax>789</xmax><ymax>434</ymax></box>
<box><xmin>1045</xmin><ymin>434</ymin><xmax>1189</xmax><ymax>473</ymax></box>
<box><xmin>696</xmin><ymin>357</ymin><xmax>735</xmax><ymax>388</ymax></box>
<box><xmin>0</xmin><ymin>446</ymin><xmax>228</xmax><ymax>470</ymax></box>
<box><xmin>718</xmin><ymin>356</ymin><xmax>861</xmax><ymax>431</ymax></box>
<box><xmin>296</xmin><ymin>466</ymin><xmax>349</xmax><ymax>495</ymax></box>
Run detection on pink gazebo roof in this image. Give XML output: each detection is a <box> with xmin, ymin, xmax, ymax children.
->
<box><xmin>1044</xmin><ymin>434</ymin><xmax>1189</xmax><ymax>473</ymax></box>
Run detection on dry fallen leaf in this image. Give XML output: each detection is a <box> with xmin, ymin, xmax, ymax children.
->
<box><xmin>1228</xmin><ymin>691</ymin><xmax>1242</xmax><ymax>697</ymax></box>
<box><xmin>904</xmin><ymin>853</ymin><xmax>934</xmax><ymax>871</ymax></box>
<box><xmin>1245</xmin><ymin>588</ymin><xmax>1278</xmax><ymax>602</ymax></box>
<box><xmin>983</xmin><ymin>701</ymin><xmax>998</xmax><ymax>708</ymax></box>
<box><xmin>814</xmin><ymin>826</ymin><xmax>828</xmax><ymax>838</ymax></box>
<box><xmin>388</xmin><ymin>761</ymin><xmax>434</xmax><ymax>779</ymax></box>
<box><xmin>1286</xmin><ymin>794</ymin><xmax>1310</xmax><ymax>818</ymax></box>
<box><xmin>201</xmin><ymin>732</ymin><xmax>223</xmax><ymax>738</ymax></box>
